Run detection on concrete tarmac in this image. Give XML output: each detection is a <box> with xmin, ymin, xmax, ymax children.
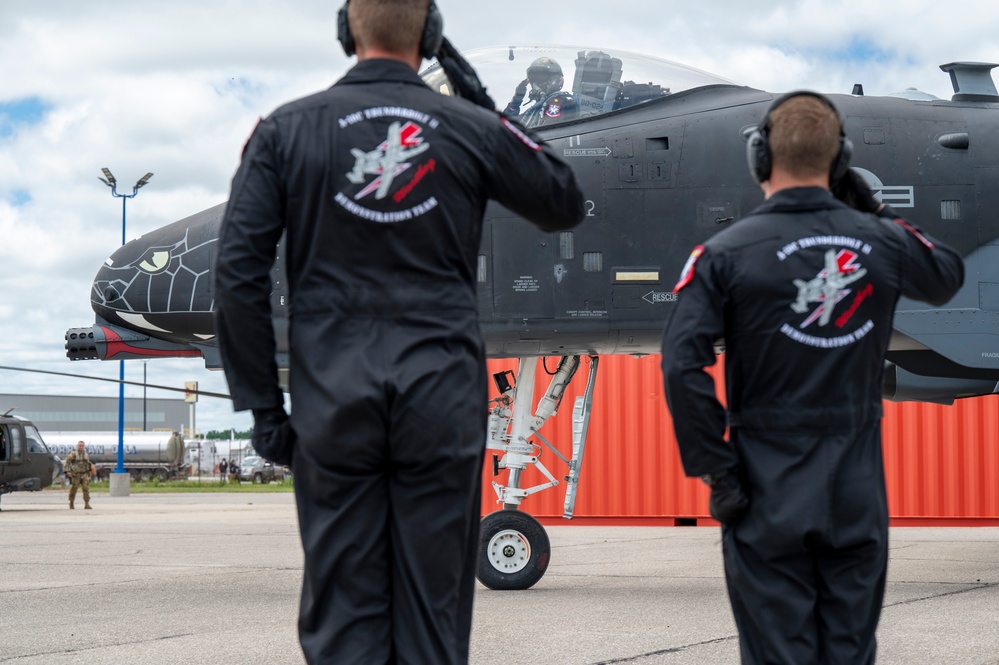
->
<box><xmin>1</xmin><ymin>491</ymin><xmax>997</xmax><ymax>664</ymax></box>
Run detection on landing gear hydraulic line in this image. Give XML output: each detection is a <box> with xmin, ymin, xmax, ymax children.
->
<box><xmin>476</xmin><ymin>355</ymin><xmax>599</xmax><ymax>590</ymax></box>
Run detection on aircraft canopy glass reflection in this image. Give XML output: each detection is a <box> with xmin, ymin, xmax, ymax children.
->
<box><xmin>420</xmin><ymin>45</ymin><xmax>736</xmax><ymax>128</ymax></box>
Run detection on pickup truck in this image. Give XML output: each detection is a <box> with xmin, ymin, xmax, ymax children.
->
<box><xmin>237</xmin><ymin>456</ymin><xmax>288</xmax><ymax>484</ymax></box>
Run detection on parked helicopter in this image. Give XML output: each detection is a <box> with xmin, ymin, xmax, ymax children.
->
<box><xmin>0</xmin><ymin>409</ymin><xmax>64</xmax><ymax>510</ymax></box>
<box><xmin>64</xmin><ymin>45</ymin><xmax>999</xmax><ymax>588</ymax></box>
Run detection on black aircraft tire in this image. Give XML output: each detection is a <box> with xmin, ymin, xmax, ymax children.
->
<box><xmin>476</xmin><ymin>510</ymin><xmax>551</xmax><ymax>591</ymax></box>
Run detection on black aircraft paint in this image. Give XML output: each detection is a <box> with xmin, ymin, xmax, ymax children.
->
<box><xmin>67</xmin><ymin>46</ymin><xmax>999</xmax><ymax>405</ymax></box>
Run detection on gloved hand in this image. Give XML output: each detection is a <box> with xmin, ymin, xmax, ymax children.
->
<box><xmin>707</xmin><ymin>471</ymin><xmax>749</xmax><ymax>525</ymax></box>
<box><xmin>251</xmin><ymin>407</ymin><xmax>295</xmax><ymax>466</ymax></box>
<box><xmin>832</xmin><ymin>169</ymin><xmax>881</xmax><ymax>214</ymax></box>
<box><xmin>505</xmin><ymin>78</ymin><xmax>530</xmax><ymax>116</ymax></box>
<box><xmin>436</xmin><ymin>37</ymin><xmax>496</xmax><ymax>111</ymax></box>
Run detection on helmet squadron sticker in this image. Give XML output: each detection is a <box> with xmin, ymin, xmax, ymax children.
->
<box><xmin>777</xmin><ymin>236</ymin><xmax>876</xmax><ymax>349</ymax></box>
<box><xmin>334</xmin><ymin>107</ymin><xmax>440</xmax><ymax>223</ymax></box>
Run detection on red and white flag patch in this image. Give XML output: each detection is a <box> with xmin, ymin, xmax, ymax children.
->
<box><xmin>892</xmin><ymin>218</ymin><xmax>935</xmax><ymax>249</ymax></box>
<box><xmin>501</xmin><ymin>117</ymin><xmax>541</xmax><ymax>151</ymax></box>
<box><xmin>673</xmin><ymin>245</ymin><xmax>704</xmax><ymax>293</ymax></box>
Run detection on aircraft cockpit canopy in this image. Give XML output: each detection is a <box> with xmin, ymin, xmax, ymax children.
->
<box><xmin>421</xmin><ymin>45</ymin><xmax>736</xmax><ymax>128</ymax></box>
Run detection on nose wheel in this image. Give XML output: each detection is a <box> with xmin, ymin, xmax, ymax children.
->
<box><xmin>477</xmin><ymin>509</ymin><xmax>551</xmax><ymax>590</ymax></box>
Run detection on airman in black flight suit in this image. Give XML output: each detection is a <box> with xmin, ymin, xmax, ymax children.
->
<box><xmin>213</xmin><ymin>1</ymin><xmax>585</xmax><ymax>663</ymax></box>
<box><xmin>662</xmin><ymin>92</ymin><xmax>964</xmax><ymax>664</ymax></box>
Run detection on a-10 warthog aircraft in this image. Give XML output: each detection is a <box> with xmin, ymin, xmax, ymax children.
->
<box><xmin>65</xmin><ymin>45</ymin><xmax>999</xmax><ymax>588</ymax></box>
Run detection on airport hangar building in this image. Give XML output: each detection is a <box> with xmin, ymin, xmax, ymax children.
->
<box><xmin>0</xmin><ymin>394</ymin><xmax>188</xmax><ymax>434</ymax></box>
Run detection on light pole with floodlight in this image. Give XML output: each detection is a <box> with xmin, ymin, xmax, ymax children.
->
<box><xmin>98</xmin><ymin>168</ymin><xmax>153</xmax><ymax>493</ymax></box>
<box><xmin>142</xmin><ymin>360</ymin><xmax>148</xmax><ymax>431</ymax></box>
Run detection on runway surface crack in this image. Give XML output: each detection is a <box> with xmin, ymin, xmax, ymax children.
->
<box><xmin>0</xmin><ymin>632</ymin><xmax>195</xmax><ymax>662</ymax></box>
<box><xmin>587</xmin><ymin>635</ymin><xmax>738</xmax><ymax>664</ymax></box>
<box><xmin>885</xmin><ymin>581</ymin><xmax>996</xmax><ymax>608</ymax></box>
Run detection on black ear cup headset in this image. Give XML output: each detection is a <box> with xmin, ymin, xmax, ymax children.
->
<box><xmin>746</xmin><ymin>91</ymin><xmax>853</xmax><ymax>185</ymax></box>
<box><xmin>337</xmin><ymin>0</ymin><xmax>444</xmax><ymax>60</ymax></box>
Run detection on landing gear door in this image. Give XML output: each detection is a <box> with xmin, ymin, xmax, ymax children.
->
<box><xmin>490</xmin><ymin>219</ymin><xmax>556</xmax><ymax>319</ymax></box>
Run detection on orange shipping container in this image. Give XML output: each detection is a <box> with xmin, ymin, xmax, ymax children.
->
<box><xmin>482</xmin><ymin>355</ymin><xmax>999</xmax><ymax>525</ymax></box>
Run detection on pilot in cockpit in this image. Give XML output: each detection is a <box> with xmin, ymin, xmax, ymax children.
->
<box><xmin>504</xmin><ymin>57</ymin><xmax>577</xmax><ymax>128</ymax></box>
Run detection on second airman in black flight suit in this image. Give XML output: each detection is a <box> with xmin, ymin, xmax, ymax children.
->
<box><xmin>661</xmin><ymin>92</ymin><xmax>964</xmax><ymax>664</ymax></box>
<box><xmin>213</xmin><ymin>1</ymin><xmax>585</xmax><ymax>663</ymax></box>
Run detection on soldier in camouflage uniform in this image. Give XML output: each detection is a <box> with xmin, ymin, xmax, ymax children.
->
<box><xmin>65</xmin><ymin>440</ymin><xmax>94</xmax><ymax>509</ymax></box>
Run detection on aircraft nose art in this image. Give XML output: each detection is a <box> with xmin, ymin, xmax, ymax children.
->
<box><xmin>91</xmin><ymin>226</ymin><xmax>217</xmax><ymax>344</ymax></box>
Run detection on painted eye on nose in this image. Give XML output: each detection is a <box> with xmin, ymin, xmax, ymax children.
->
<box><xmin>138</xmin><ymin>251</ymin><xmax>170</xmax><ymax>273</ymax></box>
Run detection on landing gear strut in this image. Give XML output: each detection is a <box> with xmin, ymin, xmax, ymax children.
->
<box><xmin>477</xmin><ymin>355</ymin><xmax>598</xmax><ymax>590</ymax></box>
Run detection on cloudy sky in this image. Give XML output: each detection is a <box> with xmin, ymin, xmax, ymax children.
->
<box><xmin>2</xmin><ymin>0</ymin><xmax>998</xmax><ymax>434</ymax></box>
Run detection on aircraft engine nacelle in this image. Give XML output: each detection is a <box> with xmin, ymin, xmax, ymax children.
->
<box><xmin>883</xmin><ymin>362</ymin><xmax>999</xmax><ymax>404</ymax></box>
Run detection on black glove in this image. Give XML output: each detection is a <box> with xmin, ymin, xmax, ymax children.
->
<box><xmin>436</xmin><ymin>37</ymin><xmax>496</xmax><ymax>111</ymax></box>
<box><xmin>251</xmin><ymin>407</ymin><xmax>295</xmax><ymax>466</ymax></box>
<box><xmin>832</xmin><ymin>169</ymin><xmax>881</xmax><ymax>214</ymax></box>
<box><xmin>506</xmin><ymin>78</ymin><xmax>529</xmax><ymax>109</ymax></box>
<box><xmin>707</xmin><ymin>471</ymin><xmax>749</xmax><ymax>525</ymax></box>
<box><xmin>505</xmin><ymin>79</ymin><xmax>530</xmax><ymax>116</ymax></box>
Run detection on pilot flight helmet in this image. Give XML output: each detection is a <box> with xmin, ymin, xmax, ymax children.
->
<box><xmin>527</xmin><ymin>57</ymin><xmax>565</xmax><ymax>97</ymax></box>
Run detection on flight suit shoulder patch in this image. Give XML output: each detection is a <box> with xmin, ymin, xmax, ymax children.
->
<box><xmin>892</xmin><ymin>218</ymin><xmax>934</xmax><ymax>249</ymax></box>
<box><xmin>673</xmin><ymin>245</ymin><xmax>705</xmax><ymax>293</ymax></box>
<box><xmin>500</xmin><ymin>117</ymin><xmax>541</xmax><ymax>151</ymax></box>
<box><xmin>240</xmin><ymin>117</ymin><xmax>263</xmax><ymax>158</ymax></box>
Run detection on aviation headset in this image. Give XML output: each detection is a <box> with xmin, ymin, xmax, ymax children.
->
<box><xmin>337</xmin><ymin>0</ymin><xmax>444</xmax><ymax>60</ymax></box>
<box><xmin>746</xmin><ymin>91</ymin><xmax>853</xmax><ymax>185</ymax></box>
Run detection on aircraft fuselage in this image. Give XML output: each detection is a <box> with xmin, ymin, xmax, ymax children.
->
<box><xmin>65</xmin><ymin>51</ymin><xmax>999</xmax><ymax>403</ymax></box>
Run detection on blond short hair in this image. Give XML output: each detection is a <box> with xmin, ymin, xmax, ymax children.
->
<box><xmin>348</xmin><ymin>0</ymin><xmax>428</xmax><ymax>55</ymax></box>
<box><xmin>768</xmin><ymin>95</ymin><xmax>842</xmax><ymax>179</ymax></box>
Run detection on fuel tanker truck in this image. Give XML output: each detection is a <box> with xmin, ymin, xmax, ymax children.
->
<box><xmin>42</xmin><ymin>431</ymin><xmax>191</xmax><ymax>481</ymax></box>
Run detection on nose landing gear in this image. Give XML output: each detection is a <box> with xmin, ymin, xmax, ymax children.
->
<box><xmin>477</xmin><ymin>355</ymin><xmax>598</xmax><ymax>590</ymax></box>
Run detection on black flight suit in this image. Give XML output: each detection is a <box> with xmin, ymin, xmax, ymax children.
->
<box><xmin>661</xmin><ymin>187</ymin><xmax>963</xmax><ymax>664</ymax></box>
<box><xmin>214</xmin><ymin>58</ymin><xmax>584</xmax><ymax>665</ymax></box>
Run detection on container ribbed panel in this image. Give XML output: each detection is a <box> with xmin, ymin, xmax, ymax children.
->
<box><xmin>482</xmin><ymin>356</ymin><xmax>999</xmax><ymax>522</ymax></box>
